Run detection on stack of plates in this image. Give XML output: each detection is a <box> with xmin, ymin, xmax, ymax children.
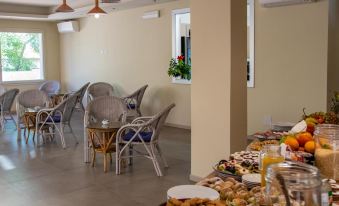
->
<box><xmin>242</xmin><ymin>174</ymin><xmax>261</xmax><ymax>189</ymax></box>
<box><xmin>167</xmin><ymin>185</ymin><xmax>220</xmax><ymax>200</ymax></box>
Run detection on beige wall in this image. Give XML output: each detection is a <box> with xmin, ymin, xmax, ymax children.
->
<box><xmin>327</xmin><ymin>0</ymin><xmax>339</xmax><ymax>108</ymax></box>
<box><xmin>247</xmin><ymin>0</ymin><xmax>329</xmax><ymax>134</ymax></box>
<box><xmin>0</xmin><ymin>19</ymin><xmax>60</xmax><ymax>92</ymax></box>
<box><xmin>60</xmin><ymin>0</ymin><xmax>190</xmax><ymax>127</ymax></box>
<box><xmin>191</xmin><ymin>0</ymin><xmax>247</xmax><ymax>179</ymax></box>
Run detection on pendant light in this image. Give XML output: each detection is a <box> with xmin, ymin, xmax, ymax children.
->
<box><xmin>56</xmin><ymin>0</ymin><xmax>74</xmax><ymax>13</ymax></box>
<box><xmin>88</xmin><ymin>0</ymin><xmax>107</xmax><ymax>19</ymax></box>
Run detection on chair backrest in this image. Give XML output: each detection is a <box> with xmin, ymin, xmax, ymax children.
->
<box><xmin>0</xmin><ymin>88</ymin><xmax>19</xmax><ymax>112</ymax></box>
<box><xmin>131</xmin><ymin>85</ymin><xmax>148</xmax><ymax>110</ymax></box>
<box><xmin>86</xmin><ymin>96</ymin><xmax>127</xmax><ymax>124</ymax></box>
<box><xmin>76</xmin><ymin>82</ymin><xmax>90</xmax><ymax>102</ymax></box>
<box><xmin>87</xmin><ymin>82</ymin><xmax>114</xmax><ymax>101</ymax></box>
<box><xmin>17</xmin><ymin>89</ymin><xmax>50</xmax><ymax>108</ymax></box>
<box><xmin>147</xmin><ymin>103</ymin><xmax>175</xmax><ymax>141</ymax></box>
<box><xmin>54</xmin><ymin>92</ymin><xmax>79</xmax><ymax>123</ymax></box>
<box><xmin>39</xmin><ymin>80</ymin><xmax>60</xmax><ymax>96</ymax></box>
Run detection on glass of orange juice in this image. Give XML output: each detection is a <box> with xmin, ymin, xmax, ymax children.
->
<box><xmin>259</xmin><ymin>145</ymin><xmax>284</xmax><ymax>186</ymax></box>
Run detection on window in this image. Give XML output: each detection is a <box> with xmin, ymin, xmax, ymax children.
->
<box><xmin>0</xmin><ymin>31</ymin><xmax>44</xmax><ymax>82</ymax></box>
<box><xmin>247</xmin><ymin>0</ymin><xmax>255</xmax><ymax>88</ymax></box>
<box><xmin>172</xmin><ymin>8</ymin><xmax>191</xmax><ymax>84</ymax></box>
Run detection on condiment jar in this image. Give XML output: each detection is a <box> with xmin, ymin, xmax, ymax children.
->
<box><xmin>314</xmin><ymin>124</ymin><xmax>339</xmax><ymax>181</ymax></box>
<box><xmin>265</xmin><ymin>161</ymin><xmax>322</xmax><ymax>206</ymax></box>
<box><xmin>259</xmin><ymin>145</ymin><xmax>284</xmax><ymax>186</ymax></box>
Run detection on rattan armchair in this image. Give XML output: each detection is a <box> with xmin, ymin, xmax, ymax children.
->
<box><xmin>0</xmin><ymin>89</ymin><xmax>19</xmax><ymax>131</ymax></box>
<box><xmin>16</xmin><ymin>90</ymin><xmax>51</xmax><ymax>142</ymax></box>
<box><xmin>116</xmin><ymin>103</ymin><xmax>175</xmax><ymax>176</ymax></box>
<box><xmin>39</xmin><ymin>80</ymin><xmax>60</xmax><ymax>96</ymax></box>
<box><xmin>122</xmin><ymin>85</ymin><xmax>148</xmax><ymax>119</ymax></box>
<box><xmin>84</xmin><ymin>96</ymin><xmax>127</xmax><ymax>169</ymax></box>
<box><xmin>36</xmin><ymin>92</ymin><xmax>79</xmax><ymax>149</ymax></box>
<box><xmin>87</xmin><ymin>82</ymin><xmax>114</xmax><ymax>103</ymax></box>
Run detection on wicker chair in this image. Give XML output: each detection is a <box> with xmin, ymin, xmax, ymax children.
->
<box><xmin>84</xmin><ymin>96</ymin><xmax>127</xmax><ymax>171</ymax></box>
<box><xmin>16</xmin><ymin>90</ymin><xmax>51</xmax><ymax>142</ymax></box>
<box><xmin>116</xmin><ymin>103</ymin><xmax>175</xmax><ymax>176</ymax></box>
<box><xmin>123</xmin><ymin>85</ymin><xmax>148</xmax><ymax>119</ymax></box>
<box><xmin>36</xmin><ymin>92</ymin><xmax>79</xmax><ymax>149</ymax></box>
<box><xmin>39</xmin><ymin>80</ymin><xmax>60</xmax><ymax>96</ymax></box>
<box><xmin>87</xmin><ymin>82</ymin><xmax>114</xmax><ymax>103</ymax></box>
<box><xmin>75</xmin><ymin>82</ymin><xmax>90</xmax><ymax>112</ymax></box>
<box><xmin>0</xmin><ymin>89</ymin><xmax>19</xmax><ymax>131</ymax></box>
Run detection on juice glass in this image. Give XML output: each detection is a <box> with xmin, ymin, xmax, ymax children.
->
<box><xmin>260</xmin><ymin>145</ymin><xmax>284</xmax><ymax>186</ymax></box>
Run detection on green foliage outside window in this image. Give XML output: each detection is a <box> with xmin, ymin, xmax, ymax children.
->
<box><xmin>0</xmin><ymin>32</ymin><xmax>40</xmax><ymax>71</ymax></box>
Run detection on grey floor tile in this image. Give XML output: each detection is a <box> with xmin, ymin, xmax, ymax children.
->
<box><xmin>0</xmin><ymin>112</ymin><xmax>191</xmax><ymax>206</ymax></box>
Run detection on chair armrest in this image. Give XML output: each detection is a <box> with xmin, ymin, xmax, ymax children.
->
<box><xmin>131</xmin><ymin>116</ymin><xmax>153</xmax><ymax>124</ymax></box>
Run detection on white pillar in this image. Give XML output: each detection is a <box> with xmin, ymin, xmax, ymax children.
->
<box><xmin>191</xmin><ymin>0</ymin><xmax>247</xmax><ymax>179</ymax></box>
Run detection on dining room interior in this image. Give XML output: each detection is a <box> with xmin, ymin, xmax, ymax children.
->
<box><xmin>0</xmin><ymin>0</ymin><xmax>338</xmax><ymax>205</ymax></box>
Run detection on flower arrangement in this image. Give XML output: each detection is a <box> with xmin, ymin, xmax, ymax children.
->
<box><xmin>167</xmin><ymin>55</ymin><xmax>191</xmax><ymax>80</ymax></box>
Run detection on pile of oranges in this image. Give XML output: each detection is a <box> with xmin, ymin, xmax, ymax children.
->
<box><xmin>281</xmin><ymin>132</ymin><xmax>315</xmax><ymax>154</ymax></box>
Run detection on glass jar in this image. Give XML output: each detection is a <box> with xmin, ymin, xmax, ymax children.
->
<box><xmin>314</xmin><ymin>124</ymin><xmax>339</xmax><ymax>181</ymax></box>
<box><xmin>260</xmin><ymin>145</ymin><xmax>285</xmax><ymax>186</ymax></box>
<box><xmin>265</xmin><ymin>161</ymin><xmax>322</xmax><ymax>206</ymax></box>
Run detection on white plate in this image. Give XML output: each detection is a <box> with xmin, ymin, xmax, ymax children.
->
<box><xmin>167</xmin><ymin>185</ymin><xmax>220</xmax><ymax>200</ymax></box>
<box><xmin>242</xmin><ymin>174</ymin><xmax>261</xmax><ymax>184</ymax></box>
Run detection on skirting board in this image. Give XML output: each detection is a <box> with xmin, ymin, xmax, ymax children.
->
<box><xmin>189</xmin><ymin>174</ymin><xmax>203</xmax><ymax>182</ymax></box>
<box><xmin>165</xmin><ymin>123</ymin><xmax>191</xmax><ymax>130</ymax></box>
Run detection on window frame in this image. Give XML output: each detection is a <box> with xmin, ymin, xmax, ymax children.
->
<box><xmin>247</xmin><ymin>0</ymin><xmax>255</xmax><ymax>88</ymax></box>
<box><xmin>171</xmin><ymin>8</ymin><xmax>191</xmax><ymax>85</ymax></box>
<box><xmin>0</xmin><ymin>28</ymin><xmax>45</xmax><ymax>84</ymax></box>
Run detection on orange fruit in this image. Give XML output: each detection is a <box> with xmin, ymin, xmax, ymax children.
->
<box><xmin>304</xmin><ymin>141</ymin><xmax>315</xmax><ymax>154</ymax></box>
<box><xmin>296</xmin><ymin>132</ymin><xmax>313</xmax><ymax>147</ymax></box>
<box><xmin>284</xmin><ymin>137</ymin><xmax>299</xmax><ymax>151</ymax></box>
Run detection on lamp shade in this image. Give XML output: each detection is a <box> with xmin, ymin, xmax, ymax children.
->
<box><xmin>56</xmin><ymin>0</ymin><xmax>74</xmax><ymax>12</ymax></box>
<box><xmin>88</xmin><ymin>0</ymin><xmax>107</xmax><ymax>16</ymax></box>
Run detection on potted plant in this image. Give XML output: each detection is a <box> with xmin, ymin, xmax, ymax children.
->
<box><xmin>167</xmin><ymin>55</ymin><xmax>191</xmax><ymax>80</ymax></box>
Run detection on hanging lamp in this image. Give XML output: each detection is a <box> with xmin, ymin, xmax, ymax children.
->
<box><xmin>88</xmin><ymin>0</ymin><xmax>107</xmax><ymax>19</ymax></box>
<box><xmin>56</xmin><ymin>0</ymin><xmax>74</xmax><ymax>12</ymax></box>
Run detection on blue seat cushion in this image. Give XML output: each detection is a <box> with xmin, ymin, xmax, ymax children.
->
<box><xmin>123</xmin><ymin>131</ymin><xmax>153</xmax><ymax>142</ymax></box>
<box><xmin>46</xmin><ymin>114</ymin><xmax>61</xmax><ymax>123</ymax></box>
<box><xmin>128</xmin><ymin>103</ymin><xmax>136</xmax><ymax>109</ymax></box>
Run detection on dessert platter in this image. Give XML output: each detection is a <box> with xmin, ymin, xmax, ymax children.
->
<box><xmin>213</xmin><ymin>151</ymin><xmax>259</xmax><ymax>181</ymax></box>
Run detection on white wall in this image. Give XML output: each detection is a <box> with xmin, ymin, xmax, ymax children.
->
<box><xmin>247</xmin><ymin>0</ymin><xmax>329</xmax><ymax>134</ymax></box>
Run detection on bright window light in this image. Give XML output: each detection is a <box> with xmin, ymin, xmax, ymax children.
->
<box><xmin>0</xmin><ymin>32</ymin><xmax>44</xmax><ymax>82</ymax></box>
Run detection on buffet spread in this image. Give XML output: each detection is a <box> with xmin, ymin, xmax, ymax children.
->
<box><xmin>164</xmin><ymin>109</ymin><xmax>339</xmax><ymax>206</ymax></box>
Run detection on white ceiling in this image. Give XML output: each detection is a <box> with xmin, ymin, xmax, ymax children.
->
<box><xmin>0</xmin><ymin>0</ymin><xmax>176</xmax><ymax>21</ymax></box>
<box><xmin>0</xmin><ymin>0</ymin><xmax>114</xmax><ymax>7</ymax></box>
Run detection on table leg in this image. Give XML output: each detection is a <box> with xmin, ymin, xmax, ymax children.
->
<box><xmin>17</xmin><ymin>113</ymin><xmax>21</xmax><ymax>141</ymax></box>
<box><xmin>84</xmin><ymin>128</ymin><xmax>90</xmax><ymax>163</ymax></box>
<box><xmin>103</xmin><ymin>132</ymin><xmax>107</xmax><ymax>172</ymax></box>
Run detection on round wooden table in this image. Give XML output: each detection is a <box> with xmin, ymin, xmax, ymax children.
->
<box><xmin>86</xmin><ymin>122</ymin><xmax>123</xmax><ymax>172</ymax></box>
<box><xmin>22</xmin><ymin>108</ymin><xmax>49</xmax><ymax>144</ymax></box>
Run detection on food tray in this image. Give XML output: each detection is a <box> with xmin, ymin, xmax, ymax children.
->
<box><xmin>212</xmin><ymin>165</ymin><xmax>242</xmax><ymax>182</ymax></box>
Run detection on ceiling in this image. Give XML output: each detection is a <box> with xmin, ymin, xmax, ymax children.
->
<box><xmin>0</xmin><ymin>0</ymin><xmax>176</xmax><ymax>21</ymax></box>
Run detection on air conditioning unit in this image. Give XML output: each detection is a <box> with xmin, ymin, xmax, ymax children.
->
<box><xmin>57</xmin><ymin>21</ymin><xmax>79</xmax><ymax>33</ymax></box>
<box><xmin>260</xmin><ymin>0</ymin><xmax>317</xmax><ymax>7</ymax></box>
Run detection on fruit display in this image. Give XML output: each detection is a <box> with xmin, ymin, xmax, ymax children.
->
<box><xmin>303</xmin><ymin>109</ymin><xmax>339</xmax><ymax>134</ymax></box>
<box><xmin>197</xmin><ymin>177</ymin><xmax>265</xmax><ymax>206</ymax></box>
<box><xmin>280</xmin><ymin>132</ymin><xmax>315</xmax><ymax>153</ymax></box>
<box><xmin>247</xmin><ymin>140</ymin><xmax>279</xmax><ymax>151</ymax></box>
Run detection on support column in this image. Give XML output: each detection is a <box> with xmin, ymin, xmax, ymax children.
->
<box><xmin>191</xmin><ymin>0</ymin><xmax>247</xmax><ymax>179</ymax></box>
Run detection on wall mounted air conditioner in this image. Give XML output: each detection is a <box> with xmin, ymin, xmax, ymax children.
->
<box><xmin>260</xmin><ymin>0</ymin><xmax>317</xmax><ymax>7</ymax></box>
<box><xmin>57</xmin><ymin>21</ymin><xmax>79</xmax><ymax>33</ymax></box>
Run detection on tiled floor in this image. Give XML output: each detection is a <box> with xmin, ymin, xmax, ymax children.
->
<box><xmin>0</xmin><ymin>112</ymin><xmax>191</xmax><ymax>206</ymax></box>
